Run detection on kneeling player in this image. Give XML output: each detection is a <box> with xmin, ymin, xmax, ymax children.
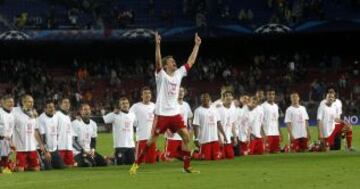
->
<box><xmin>193</xmin><ymin>93</ymin><xmax>226</xmax><ymax>160</ymax></box>
<box><xmin>73</xmin><ymin>104</ymin><xmax>107</xmax><ymax>167</ymax></box>
<box><xmin>317</xmin><ymin>93</ymin><xmax>352</xmax><ymax>151</ymax></box>
<box><xmin>285</xmin><ymin>92</ymin><xmax>311</xmax><ymax>152</ymax></box>
<box><xmin>104</xmin><ymin>97</ymin><xmax>136</xmax><ymax>165</ymax></box>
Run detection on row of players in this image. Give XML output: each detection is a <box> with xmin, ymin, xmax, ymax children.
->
<box><xmin>0</xmin><ymin>86</ymin><xmax>353</xmax><ymax>173</ymax></box>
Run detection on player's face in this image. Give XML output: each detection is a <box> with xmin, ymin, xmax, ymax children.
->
<box><xmin>119</xmin><ymin>99</ymin><xmax>130</xmax><ymax>112</ymax></box>
<box><xmin>141</xmin><ymin>90</ymin><xmax>152</xmax><ymax>103</ymax></box>
<box><xmin>256</xmin><ymin>90</ymin><xmax>264</xmax><ymax>100</ymax></box>
<box><xmin>290</xmin><ymin>94</ymin><xmax>300</xmax><ymax>105</ymax></box>
<box><xmin>60</xmin><ymin>99</ymin><xmax>71</xmax><ymax>112</ymax></box>
<box><xmin>45</xmin><ymin>103</ymin><xmax>56</xmax><ymax>116</ymax></box>
<box><xmin>240</xmin><ymin>95</ymin><xmax>249</xmax><ymax>105</ymax></box>
<box><xmin>23</xmin><ymin>97</ymin><xmax>34</xmax><ymax>110</ymax></box>
<box><xmin>326</xmin><ymin>94</ymin><xmax>335</xmax><ymax>104</ymax></box>
<box><xmin>2</xmin><ymin>98</ymin><xmax>14</xmax><ymax>111</ymax></box>
<box><xmin>266</xmin><ymin>91</ymin><xmax>276</xmax><ymax>103</ymax></box>
<box><xmin>178</xmin><ymin>87</ymin><xmax>185</xmax><ymax>99</ymax></box>
<box><xmin>223</xmin><ymin>92</ymin><xmax>233</xmax><ymax>105</ymax></box>
<box><xmin>165</xmin><ymin>58</ymin><xmax>177</xmax><ymax>72</ymax></box>
<box><xmin>247</xmin><ymin>97</ymin><xmax>258</xmax><ymax>110</ymax></box>
<box><xmin>201</xmin><ymin>94</ymin><xmax>211</xmax><ymax>107</ymax></box>
<box><xmin>80</xmin><ymin>105</ymin><xmax>91</xmax><ymax>118</ymax></box>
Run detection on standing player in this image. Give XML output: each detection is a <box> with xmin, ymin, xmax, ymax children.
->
<box><xmin>130</xmin><ymin>32</ymin><xmax>201</xmax><ymax>174</ymax></box>
<box><xmin>248</xmin><ymin>96</ymin><xmax>265</xmax><ymax>155</ymax></box>
<box><xmin>73</xmin><ymin>104</ymin><xmax>107</xmax><ymax>167</ymax></box>
<box><xmin>163</xmin><ymin>86</ymin><xmax>193</xmax><ymax>161</ymax></box>
<box><xmin>103</xmin><ymin>97</ymin><xmax>137</xmax><ymax>165</ymax></box>
<box><xmin>0</xmin><ymin>95</ymin><xmax>15</xmax><ymax>174</ymax></box>
<box><xmin>56</xmin><ymin>97</ymin><xmax>75</xmax><ymax>167</ymax></box>
<box><xmin>285</xmin><ymin>92</ymin><xmax>311</xmax><ymax>152</ymax></box>
<box><xmin>317</xmin><ymin>93</ymin><xmax>352</xmax><ymax>151</ymax></box>
<box><xmin>129</xmin><ymin>87</ymin><xmax>156</xmax><ymax>164</ymax></box>
<box><xmin>236</xmin><ymin>95</ymin><xmax>250</xmax><ymax>156</ymax></box>
<box><xmin>13</xmin><ymin>95</ymin><xmax>47</xmax><ymax>172</ymax></box>
<box><xmin>216</xmin><ymin>90</ymin><xmax>237</xmax><ymax>159</ymax></box>
<box><xmin>193</xmin><ymin>93</ymin><xmax>226</xmax><ymax>161</ymax></box>
<box><xmin>261</xmin><ymin>89</ymin><xmax>282</xmax><ymax>153</ymax></box>
<box><xmin>37</xmin><ymin>100</ymin><xmax>65</xmax><ymax>169</ymax></box>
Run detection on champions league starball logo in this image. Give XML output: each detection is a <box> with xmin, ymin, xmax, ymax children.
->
<box><xmin>0</xmin><ymin>30</ymin><xmax>31</xmax><ymax>40</ymax></box>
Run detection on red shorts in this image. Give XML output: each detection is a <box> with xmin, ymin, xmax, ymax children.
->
<box><xmin>153</xmin><ymin>115</ymin><xmax>186</xmax><ymax>136</ymax></box>
<box><xmin>58</xmin><ymin>150</ymin><xmax>75</xmax><ymax>166</ymax></box>
<box><xmin>249</xmin><ymin>138</ymin><xmax>264</xmax><ymax>155</ymax></box>
<box><xmin>136</xmin><ymin>140</ymin><xmax>157</xmax><ymax>163</ymax></box>
<box><xmin>291</xmin><ymin>138</ymin><xmax>308</xmax><ymax>152</ymax></box>
<box><xmin>221</xmin><ymin>144</ymin><xmax>235</xmax><ymax>159</ymax></box>
<box><xmin>239</xmin><ymin>141</ymin><xmax>249</xmax><ymax>156</ymax></box>
<box><xmin>16</xmin><ymin>151</ymin><xmax>40</xmax><ymax>169</ymax></box>
<box><xmin>266</xmin><ymin>136</ymin><xmax>280</xmax><ymax>153</ymax></box>
<box><xmin>164</xmin><ymin>139</ymin><xmax>182</xmax><ymax>159</ymax></box>
<box><xmin>327</xmin><ymin>123</ymin><xmax>345</xmax><ymax>147</ymax></box>
<box><xmin>200</xmin><ymin>141</ymin><xmax>221</xmax><ymax>160</ymax></box>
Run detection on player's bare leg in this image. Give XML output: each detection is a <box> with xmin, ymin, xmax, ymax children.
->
<box><xmin>178</xmin><ymin>128</ymin><xmax>200</xmax><ymax>173</ymax></box>
<box><xmin>129</xmin><ymin>134</ymin><xmax>159</xmax><ymax>175</ymax></box>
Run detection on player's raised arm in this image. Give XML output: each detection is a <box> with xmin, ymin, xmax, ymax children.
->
<box><xmin>186</xmin><ymin>33</ymin><xmax>202</xmax><ymax>68</ymax></box>
<box><xmin>155</xmin><ymin>32</ymin><xmax>162</xmax><ymax>72</ymax></box>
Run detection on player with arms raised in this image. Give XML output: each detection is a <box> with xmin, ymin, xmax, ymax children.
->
<box><xmin>130</xmin><ymin>32</ymin><xmax>201</xmax><ymax>174</ymax></box>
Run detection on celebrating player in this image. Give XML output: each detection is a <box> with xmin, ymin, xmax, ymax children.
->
<box><xmin>130</xmin><ymin>32</ymin><xmax>201</xmax><ymax>174</ymax></box>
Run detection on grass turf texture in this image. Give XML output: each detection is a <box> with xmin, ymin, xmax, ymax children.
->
<box><xmin>1</xmin><ymin>126</ymin><xmax>360</xmax><ymax>189</ymax></box>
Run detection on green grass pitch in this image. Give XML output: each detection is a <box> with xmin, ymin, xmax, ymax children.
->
<box><xmin>1</xmin><ymin>126</ymin><xmax>360</xmax><ymax>189</ymax></box>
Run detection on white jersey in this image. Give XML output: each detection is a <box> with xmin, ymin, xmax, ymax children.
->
<box><xmin>166</xmin><ymin>101</ymin><xmax>193</xmax><ymax>141</ymax></box>
<box><xmin>284</xmin><ymin>105</ymin><xmax>309</xmax><ymax>139</ymax></box>
<box><xmin>249</xmin><ymin>106</ymin><xmax>264</xmax><ymax>139</ymax></box>
<box><xmin>56</xmin><ymin>111</ymin><xmax>74</xmax><ymax>151</ymax></box>
<box><xmin>72</xmin><ymin>119</ymin><xmax>97</xmax><ymax>154</ymax></box>
<box><xmin>216</xmin><ymin>105</ymin><xmax>237</xmax><ymax>144</ymax></box>
<box><xmin>261</xmin><ymin>102</ymin><xmax>279</xmax><ymax>136</ymax></box>
<box><xmin>319</xmin><ymin>99</ymin><xmax>342</xmax><ymax>118</ymax></box>
<box><xmin>155</xmin><ymin>66</ymin><xmax>188</xmax><ymax>116</ymax></box>
<box><xmin>38</xmin><ymin>113</ymin><xmax>59</xmax><ymax>152</ymax></box>
<box><xmin>193</xmin><ymin>106</ymin><xmax>220</xmax><ymax>144</ymax></box>
<box><xmin>317</xmin><ymin>104</ymin><xmax>338</xmax><ymax>138</ymax></box>
<box><xmin>129</xmin><ymin>102</ymin><xmax>155</xmax><ymax>141</ymax></box>
<box><xmin>0</xmin><ymin>108</ymin><xmax>15</xmax><ymax>138</ymax></box>
<box><xmin>237</xmin><ymin>106</ymin><xmax>250</xmax><ymax>142</ymax></box>
<box><xmin>12</xmin><ymin>107</ymin><xmax>38</xmax><ymax>152</ymax></box>
<box><xmin>103</xmin><ymin>112</ymin><xmax>136</xmax><ymax>148</ymax></box>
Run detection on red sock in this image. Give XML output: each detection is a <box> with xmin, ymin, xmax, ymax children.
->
<box><xmin>346</xmin><ymin>131</ymin><xmax>353</xmax><ymax>149</ymax></box>
<box><xmin>181</xmin><ymin>151</ymin><xmax>191</xmax><ymax>170</ymax></box>
<box><xmin>136</xmin><ymin>145</ymin><xmax>150</xmax><ymax>165</ymax></box>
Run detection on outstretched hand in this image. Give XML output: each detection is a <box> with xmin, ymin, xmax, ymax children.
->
<box><xmin>155</xmin><ymin>32</ymin><xmax>161</xmax><ymax>45</ymax></box>
<box><xmin>194</xmin><ymin>33</ymin><xmax>201</xmax><ymax>45</ymax></box>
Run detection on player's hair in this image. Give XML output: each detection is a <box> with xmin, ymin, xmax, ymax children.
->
<box><xmin>327</xmin><ymin>88</ymin><xmax>336</xmax><ymax>95</ymax></box>
<box><xmin>200</xmin><ymin>93</ymin><xmax>211</xmax><ymax>101</ymax></box>
<box><xmin>222</xmin><ymin>90</ymin><xmax>233</xmax><ymax>96</ymax></box>
<box><xmin>79</xmin><ymin>103</ymin><xmax>90</xmax><ymax>110</ymax></box>
<box><xmin>59</xmin><ymin>97</ymin><xmax>70</xmax><ymax>104</ymax></box>
<box><xmin>1</xmin><ymin>94</ymin><xmax>13</xmax><ymax>101</ymax></box>
<box><xmin>119</xmin><ymin>97</ymin><xmax>129</xmax><ymax>102</ymax></box>
<box><xmin>266</xmin><ymin>88</ymin><xmax>276</xmax><ymax>93</ymax></box>
<box><xmin>290</xmin><ymin>91</ymin><xmax>299</xmax><ymax>96</ymax></box>
<box><xmin>21</xmin><ymin>94</ymin><xmax>33</xmax><ymax>103</ymax></box>
<box><xmin>45</xmin><ymin>99</ymin><xmax>55</xmax><ymax>106</ymax></box>
<box><xmin>162</xmin><ymin>56</ymin><xmax>173</xmax><ymax>66</ymax></box>
<box><xmin>141</xmin><ymin>86</ymin><xmax>151</xmax><ymax>93</ymax></box>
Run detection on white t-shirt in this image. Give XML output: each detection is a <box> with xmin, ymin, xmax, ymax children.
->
<box><xmin>38</xmin><ymin>113</ymin><xmax>59</xmax><ymax>152</ymax></box>
<box><xmin>72</xmin><ymin>119</ymin><xmax>97</xmax><ymax>154</ymax></box>
<box><xmin>0</xmin><ymin>108</ymin><xmax>15</xmax><ymax>138</ymax></box>
<box><xmin>284</xmin><ymin>105</ymin><xmax>309</xmax><ymax>139</ymax></box>
<box><xmin>237</xmin><ymin>106</ymin><xmax>250</xmax><ymax>142</ymax></box>
<box><xmin>103</xmin><ymin>112</ymin><xmax>136</xmax><ymax>148</ymax></box>
<box><xmin>129</xmin><ymin>102</ymin><xmax>155</xmax><ymax>141</ymax></box>
<box><xmin>56</xmin><ymin>111</ymin><xmax>74</xmax><ymax>151</ymax></box>
<box><xmin>249</xmin><ymin>106</ymin><xmax>264</xmax><ymax>139</ymax></box>
<box><xmin>166</xmin><ymin>101</ymin><xmax>193</xmax><ymax>141</ymax></box>
<box><xmin>217</xmin><ymin>105</ymin><xmax>237</xmax><ymax>144</ymax></box>
<box><xmin>155</xmin><ymin>66</ymin><xmax>188</xmax><ymax>116</ymax></box>
<box><xmin>317</xmin><ymin>104</ymin><xmax>338</xmax><ymax>138</ymax></box>
<box><xmin>261</xmin><ymin>102</ymin><xmax>279</xmax><ymax>136</ymax></box>
<box><xmin>12</xmin><ymin>107</ymin><xmax>38</xmax><ymax>152</ymax></box>
<box><xmin>319</xmin><ymin>99</ymin><xmax>342</xmax><ymax>118</ymax></box>
<box><xmin>193</xmin><ymin>106</ymin><xmax>220</xmax><ymax>144</ymax></box>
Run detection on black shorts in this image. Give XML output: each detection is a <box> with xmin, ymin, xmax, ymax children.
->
<box><xmin>114</xmin><ymin>148</ymin><xmax>135</xmax><ymax>165</ymax></box>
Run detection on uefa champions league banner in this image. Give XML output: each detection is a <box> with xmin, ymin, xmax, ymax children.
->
<box><xmin>280</xmin><ymin>115</ymin><xmax>360</xmax><ymax>127</ymax></box>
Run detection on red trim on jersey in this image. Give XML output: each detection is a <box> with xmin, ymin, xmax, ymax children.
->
<box><xmin>184</xmin><ymin>63</ymin><xmax>191</xmax><ymax>72</ymax></box>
